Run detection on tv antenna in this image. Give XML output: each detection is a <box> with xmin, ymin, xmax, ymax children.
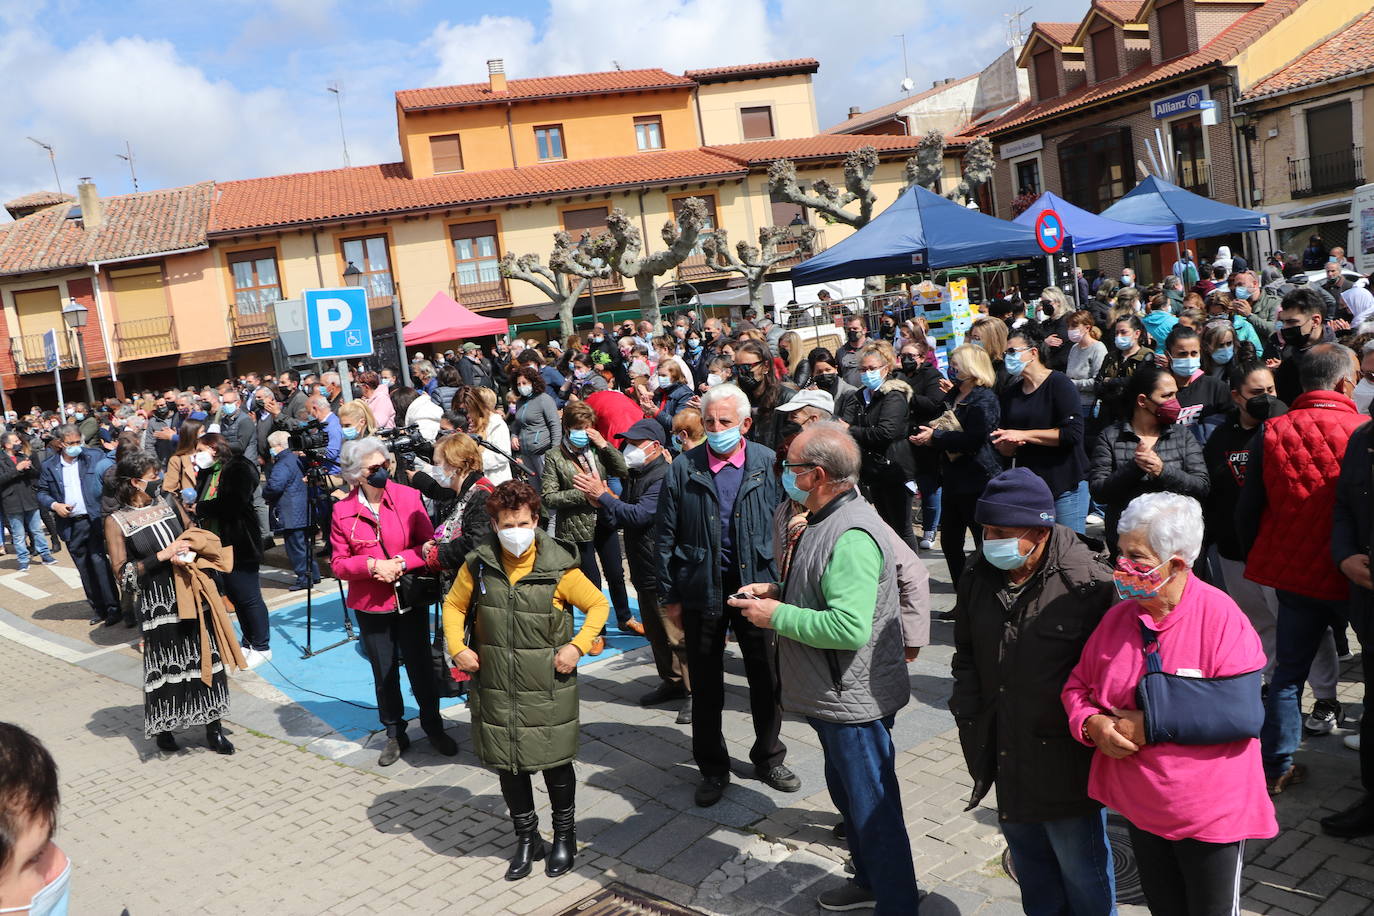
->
<box><xmin>326</xmin><ymin>82</ymin><xmax>351</xmax><ymax>168</ymax></box>
<box><xmin>27</xmin><ymin>137</ymin><xmax>62</xmax><ymax>194</ymax></box>
<box><xmin>895</xmin><ymin>34</ymin><xmax>912</xmax><ymax>94</ymax></box>
<box><xmin>116</xmin><ymin>140</ymin><xmax>138</xmax><ymax>192</ymax></box>
<box><xmin>1005</xmin><ymin>6</ymin><xmax>1032</xmax><ymax>47</ymax></box>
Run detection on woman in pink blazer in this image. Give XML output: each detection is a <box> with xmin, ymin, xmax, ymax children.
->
<box><xmin>331</xmin><ymin>436</ymin><xmax>457</xmax><ymax>767</ymax></box>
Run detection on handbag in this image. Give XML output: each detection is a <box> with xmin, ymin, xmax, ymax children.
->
<box><xmin>1134</xmin><ymin>621</ymin><xmax>1264</xmax><ymax>745</ymax></box>
<box><xmin>431</xmin><ymin>559</ymin><xmax>482</xmax><ymax>698</ymax></box>
<box><xmin>929</xmin><ymin>406</ymin><xmax>965</xmax><ymax>462</ymax></box>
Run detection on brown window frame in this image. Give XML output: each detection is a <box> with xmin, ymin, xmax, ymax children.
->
<box><xmin>430</xmin><ymin>134</ymin><xmax>463</xmax><ymax>173</ymax></box>
<box><xmin>340</xmin><ymin>234</ymin><xmax>395</xmax><ymax>304</ymax></box>
<box><xmin>634</xmin><ymin>115</ymin><xmax>665</xmax><ymax>151</ymax></box>
<box><xmin>535</xmin><ymin>124</ymin><xmax>566</xmax><ymax>161</ymax></box>
<box><xmin>1091</xmin><ymin>27</ymin><xmax>1118</xmax><ymax>81</ymax></box>
<box><xmin>227</xmin><ymin>248</ymin><xmax>281</xmax><ymax>315</ymax></box>
<box><xmin>740</xmin><ymin>106</ymin><xmax>775</xmax><ymax>141</ymax></box>
<box><xmin>1033</xmin><ymin>50</ymin><xmax>1059</xmax><ymax>101</ymax></box>
<box><xmin>1157</xmin><ymin>0</ymin><xmax>1189</xmax><ymax>61</ymax></box>
<box><xmin>450</xmin><ymin>220</ymin><xmax>502</xmax><ymax>288</ymax></box>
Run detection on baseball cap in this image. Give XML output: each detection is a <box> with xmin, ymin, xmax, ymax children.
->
<box><xmin>461</xmin><ymin>342</ymin><xmax>480</xmax><ymax>352</ymax></box>
<box><xmin>776</xmin><ymin>389</ymin><xmax>834</xmax><ymax>415</ymax></box>
<box><xmin>615</xmin><ymin>418</ymin><xmax>667</xmax><ymax>446</ymax></box>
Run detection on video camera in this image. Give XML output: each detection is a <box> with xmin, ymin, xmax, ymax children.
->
<box><xmin>379</xmin><ymin>424</ymin><xmax>433</xmax><ymax>473</ymax></box>
<box><xmin>288</xmin><ymin>418</ymin><xmax>336</xmax><ymax>486</ymax></box>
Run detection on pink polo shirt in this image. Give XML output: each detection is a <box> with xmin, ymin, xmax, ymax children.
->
<box><xmin>1062</xmin><ymin>574</ymin><xmax>1277</xmax><ymax>843</ymax></box>
<box><xmin>706</xmin><ymin>441</ymin><xmax>747</xmax><ymax>473</ymax></box>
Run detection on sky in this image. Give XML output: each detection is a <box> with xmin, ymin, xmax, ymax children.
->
<box><xmin>0</xmin><ymin>0</ymin><xmax>1091</xmax><ymax>215</ymax></box>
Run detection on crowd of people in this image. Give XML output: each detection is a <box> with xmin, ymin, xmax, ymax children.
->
<box><xmin>2</xmin><ymin>246</ymin><xmax>1373</xmax><ymax>915</ymax></box>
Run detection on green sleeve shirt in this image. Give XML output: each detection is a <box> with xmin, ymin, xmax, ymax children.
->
<box><xmin>771</xmin><ymin>529</ymin><xmax>881</xmax><ymax>651</ymax></box>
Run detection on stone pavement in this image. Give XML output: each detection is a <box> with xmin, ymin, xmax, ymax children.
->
<box><xmin>1</xmin><ymin>541</ymin><xmax>1373</xmax><ymax>914</ymax></box>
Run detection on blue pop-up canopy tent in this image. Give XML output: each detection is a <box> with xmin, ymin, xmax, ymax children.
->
<box><xmin>1099</xmin><ymin>175</ymin><xmax>1269</xmax><ymax>240</ymax></box>
<box><xmin>791</xmin><ymin>184</ymin><xmax>1045</xmax><ymax>283</ymax></box>
<box><xmin>1014</xmin><ymin>191</ymin><xmax>1177</xmax><ymax>252</ymax></box>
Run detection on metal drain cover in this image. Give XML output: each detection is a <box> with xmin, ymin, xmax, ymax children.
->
<box><xmin>1000</xmin><ymin>813</ymin><xmax>1145</xmax><ymax>906</ymax></box>
<box><xmin>552</xmin><ymin>881</ymin><xmax>707</xmax><ymax>916</ymax></box>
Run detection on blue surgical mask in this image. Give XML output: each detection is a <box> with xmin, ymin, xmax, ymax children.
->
<box><xmin>73</xmin><ymin>412</ymin><xmax>84</xmax><ymax>421</ymax></box>
<box><xmin>1114</xmin><ymin>335</ymin><xmax>1134</xmax><ymax>352</ymax></box>
<box><xmin>341</xmin><ymin>426</ymin><xmax>359</xmax><ymax>440</ymax></box>
<box><xmin>687</xmin><ymin>340</ymin><xmax>702</xmax><ymax>352</ymax></box>
<box><xmin>1003</xmin><ymin>351</ymin><xmax>1026</xmax><ymax>377</ymax></box>
<box><xmin>1120</xmin><ymin>275</ymin><xmax>1133</xmax><ymax>286</ymax></box>
<box><xmin>221</xmin><ymin>402</ymin><xmax>237</xmax><ymax>416</ymax></box>
<box><xmin>705</xmin><ymin>425</ymin><xmax>742</xmax><ymax>455</ymax></box>
<box><xmin>63</xmin><ymin>444</ymin><xmax>82</xmax><ymax>458</ymax></box>
<box><xmin>568</xmin><ymin>429</ymin><xmax>590</xmax><ymax>448</ymax></box>
<box><xmin>860</xmin><ymin>369</ymin><xmax>883</xmax><ymax>391</ymax></box>
<box><xmin>982</xmin><ymin>535</ymin><xmax>1031</xmax><ymax>570</ymax></box>
<box><xmin>781</xmin><ymin>468</ymin><xmax>809</xmax><ymax>503</ymax></box>
<box><xmin>0</xmin><ymin>855</ymin><xmax>71</xmax><ymax>916</ymax></box>
<box><xmin>1234</xmin><ymin>285</ymin><xmax>1252</xmax><ymax>300</ymax></box>
<box><xmin>1172</xmin><ymin>356</ymin><xmax>1201</xmax><ymax>376</ymax></box>
<box><xmin>1212</xmin><ymin>345</ymin><xmax>1234</xmax><ymax>365</ymax></box>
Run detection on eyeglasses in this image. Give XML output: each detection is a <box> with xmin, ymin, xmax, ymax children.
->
<box><xmin>781</xmin><ymin>461</ymin><xmax>817</xmax><ymax>471</ymax></box>
<box><xmin>735</xmin><ymin>360</ymin><xmax>762</xmax><ymax>373</ymax></box>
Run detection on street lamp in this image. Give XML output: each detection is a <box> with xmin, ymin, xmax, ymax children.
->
<box><xmin>342</xmin><ymin>261</ymin><xmax>362</xmax><ymax>287</ymax></box>
<box><xmin>63</xmin><ymin>297</ymin><xmax>97</xmax><ymax>404</ymax></box>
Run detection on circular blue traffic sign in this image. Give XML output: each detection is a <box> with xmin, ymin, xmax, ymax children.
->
<box><xmin>1034</xmin><ymin>209</ymin><xmax>1065</xmax><ymax>254</ymax></box>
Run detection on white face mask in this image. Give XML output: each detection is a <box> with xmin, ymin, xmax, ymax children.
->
<box><xmin>623</xmin><ymin>445</ymin><xmax>648</xmax><ymax>469</ymax></box>
<box><xmin>497</xmin><ymin>526</ymin><xmax>536</xmax><ymax>557</ymax></box>
<box><xmin>192</xmin><ymin>451</ymin><xmax>214</xmax><ymax>470</ymax></box>
<box><xmin>431</xmin><ymin>465</ymin><xmax>454</xmax><ymax>488</ymax></box>
<box><xmin>517</xmin><ymin>383</ymin><xmax>533</xmax><ymax>398</ymax></box>
<box><xmin>706</xmin><ymin>373</ymin><xmax>723</xmax><ymax>388</ymax></box>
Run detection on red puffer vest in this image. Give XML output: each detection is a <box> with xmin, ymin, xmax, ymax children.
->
<box><xmin>1246</xmin><ymin>390</ymin><xmax>1365</xmax><ymax>600</ymax></box>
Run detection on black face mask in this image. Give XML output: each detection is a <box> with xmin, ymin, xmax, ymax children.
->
<box><xmin>846</xmin><ymin>330</ymin><xmax>861</xmax><ymax>344</ymax></box>
<box><xmin>1280</xmin><ymin>323</ymin><xmax>1312</xmax><ymax>350</ymax></box>
<box><xmin>900</xmin><ymin>357</ymin><xmax>920</xmax><ymax>373</ymax></box>
<box><xmin>1245</xmin><ymin>394</ymin><xmax>1284</xmax><ymax>421</ymax></box>
<box><xmin>144</xmin><ymin>476</ymin><xmax>163</xmax><ymax>496</ymax></box>
<box><xmin>812</xmin><ymin>373</ymin><xmax>838</xmax><ymax>393</ymax></box>
<box><xmin>735</xmin><ymin>372</ymin><xmax>761</xmax><ymax>392</ymax></box>
<box><xmin>778</xmin><ymin>346</ymin><xmax>790</xmax><ymax>362</ymax></box>
<box><xmin>155</xmin><ymin>405</ymin><xmax>171</xmax><ymax>418</ymax></box>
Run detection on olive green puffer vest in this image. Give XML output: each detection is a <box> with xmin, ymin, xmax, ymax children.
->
<box><xmin>466</xmin><ymin>530</ymin><xmax>583</xmax><ymax>773</ymax></box>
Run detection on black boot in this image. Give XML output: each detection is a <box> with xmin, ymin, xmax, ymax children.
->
<box><xmin>155</xmin><ymin>731</ymin><xmax>178</xmax><ymax>752</ymax></box>
<box><xmin>205</xmin><ymin>720</ymin><xmax>235</xmax><ymax>755</ymax></box>
<box><xmin>504</xmin><ymin>811</ymin><xmax>545</xmax><ymax>880</ymax></box>
<box><xmin>544</xmin><ymin>765</ymin><xmax>577</xmax><ymax>877</ymax></box>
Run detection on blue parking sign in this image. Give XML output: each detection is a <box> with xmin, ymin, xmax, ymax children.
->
<box><xmin>304</xmin><ymin>288</ymin><xmax>373</xmax><ymax>359</ymax></box>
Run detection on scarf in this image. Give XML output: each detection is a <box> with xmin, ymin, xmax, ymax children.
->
<box><xmin>171</xmin><ymin>527</ymin><xmax>246</xmax><ymax>683</ymax></box>
<box><xmin>777</xmin><ymin>499</ymin><xmax>810</xmax><ymax>582</ymax></box>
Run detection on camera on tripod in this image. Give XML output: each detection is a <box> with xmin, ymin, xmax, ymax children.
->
<box><xmin>378</xmin><ymin>425</ymin><xmax>433</xmax><ymax>473</ymax></box>
<box><xmin>289</xmin><ymin>418</ymin><xmax>335</xmax><ymax>485</ymax></box>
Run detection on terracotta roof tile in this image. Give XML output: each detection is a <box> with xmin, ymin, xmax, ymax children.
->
<box><xmin>1033</xmin><ymin>22</ymin><xmax>1082</xmax><ymax>47</ymax></box>
<box><xmin>990</xmin><ymin>0</ymin><xmax>1299</xmax><ymax>134</ymax></box>
<box><xmin>1093</xmin><ymin>1</ymin><xmax>1146</xmax><ymax>23</ymax></box>
<box><xmin>0</xmin><ymin>183</ymin><xmax>213</xmax><ymax>277</ymax></box>
<box><xmin>705</xmin><ymin>135</ymin><xmax>924</xmax><ymax>164</ymax></box>
<box><xmin>1243</xmin><ymin>9</ymin><xmax>1374</xmax><ymax>100</ymax></box>
<box><xmin>396</xmin><ymin>68</ymin><xmax>694</xmax><ymax>111</ymax></box>
<box><xmin>684</xmin><ymin>59</ymin><xmax>819</xmax><ymax>83</ymax></box>
<box><xmin>208</xmin><ymin>150</ymin><xmax>748</xmax><ymax>234</ymax></box>
<box><xmin>4</xmin><ymin>190</ymin><xmax>74</xmax><ymax>212</ymax></box>
<box><xmin>821</xmin><ymin>75</ymin><xmax>979</xmax><ymax>135</ymax></box>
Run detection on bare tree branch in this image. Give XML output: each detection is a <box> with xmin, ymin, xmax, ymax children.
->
<box><xmin>767</xmin><ymin>147</ymin><xmax>879</xmax><ymax>229</ymax></box>
<box><xmin>702</xmin><ymin>226</ymin><xmax>817</xmax><ymax>311</ymax></box>
<box><xmin>503</xmin><ymin>241</ymin><xmax>596</xmax><ymax>340</ymax></box>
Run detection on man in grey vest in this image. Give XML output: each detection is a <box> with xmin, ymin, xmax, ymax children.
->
<box><xmin>731</xmin><ymin>421</ymin><xmax>920</xmax><ymax>914</ymax></box>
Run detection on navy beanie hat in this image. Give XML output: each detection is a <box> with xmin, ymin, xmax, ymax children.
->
<box><xmin>975</xmin><ymin>467</ymin><xmax>1056</xmax><ymax>528</ymax></box>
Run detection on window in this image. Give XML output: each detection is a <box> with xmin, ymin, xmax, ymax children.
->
<box><xmin>1091</xmin><ymin>27</ymin><xmax>1118</xmax><ymax>80</ymax></box>
<box><xmin>1157</xmin><ymin>0</ymin><xmax>1189</xmax><ymax>60</ymax></box>
<box><xmin>227</xmin><ymin>249</ymin><xmax>281</xmax><ymax>314</ymax></box>
<box><xmin>562</xmin><ymin>206</ymin><xmax>610</xmax><ymax>238</ymax></box>
<box><xmin>1170</xmin><ymin>116</ymin><xmax>1208</xmax><ymax>194</ymax></box>
<box><xmin>450</xmin><ymin>222</ymin><xmax>501</xmax><ymax>288</ymax></box>
<box><xmin>1058</xmin><ymin>129</ymin><xmax>1134</xmax><ymax>211</ymax></box>
<box><xmin>341</xmin><ymin>235</ymin><xmax>395</xmax><ymax>304</ymax></box>
<box><xmin>1033</xmin><ymin>50</ymin><xmax>1059</xmax><ymax>101</ymax></box>
<box><xmin>769</xmin><ymin>189</ymin><xmax>806</xmax><ymax>227</ymax></box>
<box><xmin>634</xmin><ymin>116</ymin><xmax>664</xmax><ymax>151</ymax></box>
<box><xmin>671</xmin><ymin>195</ymin><xmax>718</xmax><ymax>258</ymax></box>
<box><xmin>430</xmin><ymin>134</ymin><xmax>463</xmax><ymax>173</ymax></box>
<box><xmin>740</xmin><ymin>106</ymin><xmax>775</xmax><ymax>141</ymax></box>
<box><xmin>1015</xmin><ymin>159</ymin><xmax>1042</xmax><ymax>196</ymax></box>
<box><xmin>535</xmin><ymin>125</ymin><xmax>565</xmax><ymax>160</ymax></box>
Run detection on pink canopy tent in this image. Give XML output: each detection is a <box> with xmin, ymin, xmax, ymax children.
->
<box><xmin>402</xmin><ymin>291</ymin><xmax>509</xmax><ymax>346</ymax></box>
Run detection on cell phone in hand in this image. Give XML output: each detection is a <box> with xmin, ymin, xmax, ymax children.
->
<box><xmin>729</xmin><ymin>591</ymin><xmax>753</xmax><ymax>601</ymax></box>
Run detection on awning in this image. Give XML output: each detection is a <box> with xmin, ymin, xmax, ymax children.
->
<box><xmin>1276</xmin><ymin>196</ymin><xmax>1352</xmax><ymax>222</ymax></box>
<box><xmin>1100</xmin><ymin>175</ymin><xmax>1269</xmax><ymax>239</ymax></box>
<box><xmin>1014</xmin><ymin>191</ymin><xmax>1177</xmax><ymax>253</ymax></box>
<box><xmin>402</xmin><ymin>291</ymin><xmax>509</xmax><ymax>346</ymax></box>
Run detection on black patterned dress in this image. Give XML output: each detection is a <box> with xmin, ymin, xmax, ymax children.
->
<box><xmin>108</xmin><ymin>496</ymin><xmax>230</xmax><ymax>738</ymax></box>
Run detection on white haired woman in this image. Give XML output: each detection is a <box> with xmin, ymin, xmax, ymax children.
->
<box><xmin>330</xmin><ymin>436</ymin><xmax>456</xmax><ymax>767</ymax></box>
<box><xmin>1062</xmin><ymin>493</ymin><xmax>1275</xmax><ymax>916</ymax></box>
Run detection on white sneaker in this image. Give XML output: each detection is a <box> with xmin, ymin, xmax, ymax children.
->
<box><xmin>1345</xmin><ymin>734</ymin><xmax>1361</xmax><ymax>751</ymax></box>
<box><xmin>918</xmin><ymin>538</ymin><xmax>934</xmax><ymax>550</ymax></box>
<box><xmin>243</xmin><ymin>648</ymin><xmax>273</xmax><ymax>670</ymax></box>
<box><xmin>1086</xmin><ymin>513</ymin><xmax>1105</xmax><ymax>526</ymax></box>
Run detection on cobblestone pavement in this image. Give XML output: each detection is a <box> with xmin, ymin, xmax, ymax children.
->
<box><xmin>1</xmin><ymin>542</ymin><xmax>1372</xmax><ymax>914</ymax></box>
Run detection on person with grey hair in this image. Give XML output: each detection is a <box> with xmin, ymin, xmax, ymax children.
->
<box><xmin>263</xmin><ymin>429</ymin><xmax>317</xmax><ymax>590</ymax></box>
<box><xmin>733</xmin><ymin>420</ymin><xmax>920</xmax><ymax>912</ymax></box>
<box><xmin>329</xmin><ymin>437</ymin><xmax>455</xmax><ymax>766</ymax></box>
<box><xmin>656</xmin><ymin>382</ymin><xmax>797</xmax><ymax>808</ymax></box>
<box><xmin>412</xmin><ymin>359</ymin><xmax>438</xmax><ymax>396</ymax></box>
<box><xmin>1239</xmin><ymin>342</ymin><xmax>1365</xmax><ymax>791</ymax></box>
<box><xmin>1065</xmin><ymin>492</ymin><xmax>1274</xmax><ymax>916</ymax></box>
<box><xmin>321</xmin><ymin>370</ymin><xmax>344</xmax><ymax>412</ymax></box>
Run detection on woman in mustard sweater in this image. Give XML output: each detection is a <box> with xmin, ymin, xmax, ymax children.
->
<box><xmin>442</xmin><ymin>479</ymin><xmax>608</xmax><ymax>882</ymax></box>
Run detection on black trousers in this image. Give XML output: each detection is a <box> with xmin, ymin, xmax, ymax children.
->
<box><xmin>1351</xmin><ymin>609</ymin><xmax>1374</xmax><ymax>792</ymax></box>
<box><xmin>356</xmin><ymin>608</ymin><xmax>443</xmax><ymax>738</ymax></box>
<box><xmin>499</xmin><ymin>761</ymin><xmax>575</xmax><ymax>816</ymax></box>
<box><xmin>684</xmin><ymin>576</ymin><xmax>785</xmax><ymax>779</ymax></box>
<box><xmin>865</xmin><ymin>471</ymin><xmax>917</xmax><ymax>553</ymax></box>
<box><xmin>1128</xmin><ymin>823</ymin><xmax>1244</xmax><ymax>916</ymax></box>
<box><xmin>61</xmin><ymin>515</ymin><xmax>118</xmax><ymax>619</ymax></box>
<box><xmin>222</xmin><ymin>563</ymin><xmax>270</xmax><ymax>651</ymax></box>
<box><xmin>577</xmin><ymin>520</ymin><xmax>632</xmax><ymax>629</ymax></box>
<box><xmin>940</xmin><ymin>490</ymin><xmax>983</xmax><ymax>586</ymax></box>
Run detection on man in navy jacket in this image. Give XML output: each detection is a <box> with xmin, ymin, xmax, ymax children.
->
<box><xmin>36</xmin><ymin>425</ymin><xmax>119</xmax><ymax>625</ymax></box>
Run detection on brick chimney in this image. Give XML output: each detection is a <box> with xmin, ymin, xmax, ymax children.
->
<box><xmin>487</xmin><ymin>59</ymin><xmax>508</xmax><ymax>94</ymax></box>
<box><xmin>848</xmin><ymin>106</ymin><xmax>862</xmax><ymax>119</ymax></box>
<box><xmin>76</xmin><ymin>178</ymin><xmax>103</xmax><ymax>229</ymax></box>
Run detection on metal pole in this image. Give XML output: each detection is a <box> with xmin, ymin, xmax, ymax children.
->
<box><xmin>336</xmin><ymin>359</ymin><xmax>353</xmax><ymax>402</ymax></box>
<box><xmin>391</xmin><ymin>294</ymin><xmax>411</xmax><ymax>387</ymax></box>
<box><xmin>53</xmin><ymin>362</ymin><xmax>65</xmax><ymax>419</ymax></box>
<box><xmin>75</xmin><ymin>330</ymin><xmax>96</xmax><ymax>404</ymax></box>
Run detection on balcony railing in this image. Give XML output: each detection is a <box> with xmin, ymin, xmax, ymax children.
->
<box><xmin>231</xmin><ymin>309</ymin><xmax>272</xmax><ymax>343</ymax></box>
<box><xmin>356</xmin><ymin>272</ymin><xmax>396</xmax><ymax>310</ymax></box>
<box><xmin>114</xmin><ymin>316</ymin><xmax>178</xmax><ymax>359</ymax></box>
<box><xmin>677</xmin><ymin>251</ymin><xmax>733</xmax><ymax>282</ymax></box>
<box><xmin>590</xmin><ymin>272</ymin><xmax>622</xmax><ymax>294</ymax></box>
<box><xmin>769</xmin><ymin>227</ymin><xmax>827</xmax><ymax>271</ymax></box>
<box><xmin>1290</xmin><ymin>147</ymin><xmax>1365</xmax><ymax>199</ymax></box>
<box><xmin>450</xmin><ymin>274</ymin><xmax>511</xmax><ymax>308</ymax></box>
<box><xmin>11</xmin><ymin>332</ymin><xmax>76</xmax><ymax>374</ymax></box>
<box><xmin>1176</xmin><ymin>160</ymin><xmax>1210</xmax><ymax>196</ymax></box>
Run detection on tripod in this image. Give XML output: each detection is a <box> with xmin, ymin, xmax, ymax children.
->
<box><xmin>300</xmin><ymin>472</ymin><xmax>357</xmax><ymax>659</ymax></box>
<box><xmin>471</xmin><ymin>434</ymin><xmax>538</xmax><ymax>481</ymax></box>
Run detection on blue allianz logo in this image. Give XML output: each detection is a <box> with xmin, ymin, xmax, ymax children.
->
<box><xmin>1151</xmin><ymin>88</ymin><xmax>1207</xmax><ymax>119</ymax></box>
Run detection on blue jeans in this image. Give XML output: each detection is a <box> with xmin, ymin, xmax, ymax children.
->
<box><xmin>915</xmin><ymin>473</ymin><xmax>942</xmax><ymax>537</ymax></box>
<box><xmin>1055</xmin><ymin>481</ymin><xmax>1088</xmax><ymax>535</ymax></box>
<box><xmin>808</xmin><ymin>715</ymin><xmax>920</xmax><ymax>915</ymax></box>
<box><xmin>1001</xmin><ymin>810</ymin><xmax>1116</xmax><ymax>916</ymax></box>
<box><xmin>1261</xmin><ymin>589</ymin><xmax>1347</xmax><ymax>779</ymax></box>
<box><xmin>7</xmin><ymin>511</ymin><xmax>52</xmax><ymax>567</ymax></box>
<box><xmin>281</xmin><ymin>528</ymin><xmax>318</xmax><ymax>584</ymax></box>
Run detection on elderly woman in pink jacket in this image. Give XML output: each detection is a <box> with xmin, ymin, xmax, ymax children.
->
<box><xmin>1063</xmin><ymin>492</ymin><xmax>1275</xmax><ymax>916</ymax></box>
<box><xmin>331</xmin><ymin>436</ymin><xmax>458</xmax><ymax>767</ymax></box>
